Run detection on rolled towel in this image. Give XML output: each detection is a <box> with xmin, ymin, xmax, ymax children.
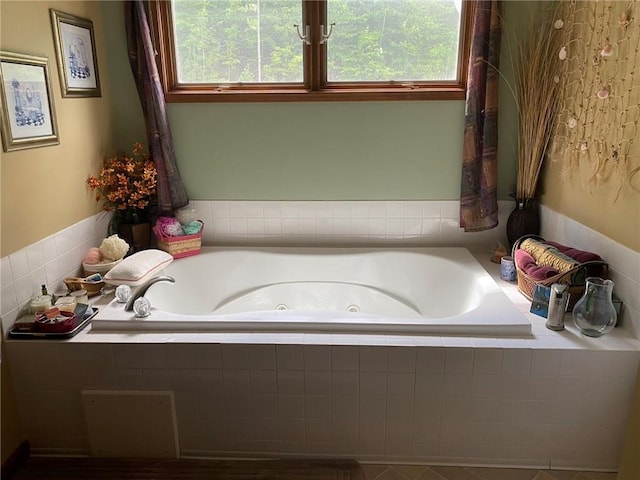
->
<box><xmin>525</xmin><ymin>264</ymin><xmax>560</xmax><ymax>280</ymax></box>
<box><xmin>514</xmin><ymin>249</ymin><xmax>537</xmax><ymax>269</ymax></box>
<box><xmin>545</xmin><ymin>241</ymin><xmax>602</xmax><ymax>263</ymax></box>
<box><xmin>515</xmin><ymin>249</ymin><xmax>559</xmax><ymax>280</ymax></box>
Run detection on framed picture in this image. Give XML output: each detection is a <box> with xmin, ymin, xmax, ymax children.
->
<box><xmin>50</xmin><ymin>9</ymin><xmax>101</xmax><ymax>98</ymax></box>
<box><xmin>0</xmin><ymin>51</ymin><xmax>60</xmax><ymax>152</ymax></box>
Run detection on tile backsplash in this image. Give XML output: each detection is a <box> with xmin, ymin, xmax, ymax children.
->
<box><xmin>1</xmin><ymin>201</ymin><xmax>638</xmax><ymax>339</ymax></box>
<box><xmin>189</xmin><ymin>200</ymin><xmax>512</xmax><ymax>247</ymax></box>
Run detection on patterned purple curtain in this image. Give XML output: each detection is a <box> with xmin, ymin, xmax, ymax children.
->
<box><xmin>124</xmin><ymin>0</ymin><xmax>188</xmax><ymax>216</ymax></box>
<box><xmin>460</xmin><ymin>0</ymin><xmax>502</xmax><ymax>232</ymax></box>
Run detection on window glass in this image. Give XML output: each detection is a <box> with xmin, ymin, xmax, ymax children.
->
<box><xmin>171</xmin><ymin>0</ymin><xmax>303</xmax><ymax>83</ymax></box>
<box><xmin>326</xmin><ymin>0</ymin><xmax>463</xmax><ymax>83</ymax></box>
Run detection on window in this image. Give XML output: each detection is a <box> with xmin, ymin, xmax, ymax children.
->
<box><xmin>151</xmin><ymin>0</ymin><xmax>472</xmax><ymax>102</ymax></box>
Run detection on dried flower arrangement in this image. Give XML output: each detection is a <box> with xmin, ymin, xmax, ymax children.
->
<box><xmin>87</xmin><ymin>142</ymin><xmax>157</xmax><ymax>223</ymax></box>
<box><xmin>504</xmin><ymin>3</ymin><xmax>566</xmax><ymax>201</ymax></box>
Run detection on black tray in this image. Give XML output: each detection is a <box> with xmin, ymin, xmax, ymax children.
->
<box><xmin>8</xmin><ymin>304</ymin><xmax>98</xmax><ymax>340</ymax></box>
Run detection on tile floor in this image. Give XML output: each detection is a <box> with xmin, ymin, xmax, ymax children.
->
<box><xmin>361</xmin><ymin>464</ymin><xmax>617</xmax><ymax>480</ymax></box>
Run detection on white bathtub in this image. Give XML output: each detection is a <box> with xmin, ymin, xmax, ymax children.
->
<box><xmin>92</xmin><ymin>247</ymin><xmax>531</xmax><ymax>336</ymax></box>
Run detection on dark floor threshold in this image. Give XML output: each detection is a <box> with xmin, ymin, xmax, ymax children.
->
<box><xmin>11</xmin><ymin>455</ymin><xmax>364</xmax><ymax>480</ymax></box>
<box><xmin>1</xmin><ymin>440</ymin><xmax>30</xmax><ymax>480</ymax></box>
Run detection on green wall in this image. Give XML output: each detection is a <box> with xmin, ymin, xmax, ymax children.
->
<box><xmin>102</xmin><ymin>1</ymin><xmax>518</xmax><ymax>201</ymax></box>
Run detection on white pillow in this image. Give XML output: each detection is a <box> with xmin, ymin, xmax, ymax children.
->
<box><xmin>103</xmin><ymin>249</ymin><xmax>173</xmax><ymax>286</ymax></box>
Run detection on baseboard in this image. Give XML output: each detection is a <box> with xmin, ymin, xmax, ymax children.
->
<box><xmin>1</xmin><ymin>440</ymin><xmax>30</xmax><ymax>479</ymax></box>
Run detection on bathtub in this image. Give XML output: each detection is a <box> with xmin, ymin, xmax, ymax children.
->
<box><xmin>91</xmin><ymin>247</ymin><xmax>531</xmax><ymax>336</ymax></box>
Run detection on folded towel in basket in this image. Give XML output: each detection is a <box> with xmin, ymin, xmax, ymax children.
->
<box><xmin>514</xmin><ymin>249</ymin><xmax>559</xmax><ymax>280</ymax></box>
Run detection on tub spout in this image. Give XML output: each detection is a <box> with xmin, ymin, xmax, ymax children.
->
<box><xmin>124</xmin><ymin>275</ymin><xmax>175</xmax><ymax>311</ymax></box>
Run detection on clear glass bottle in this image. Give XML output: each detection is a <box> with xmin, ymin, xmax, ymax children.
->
<box><xmin>572</xmin><ymin>277</ymin><xmax>617</xmax><ymax>337</ymax></box>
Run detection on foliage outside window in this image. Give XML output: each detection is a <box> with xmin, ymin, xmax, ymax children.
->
<box><xmin>151</xmin><ymin>0</ymin><xmax>472</xmax><ymax>102</ymax></box>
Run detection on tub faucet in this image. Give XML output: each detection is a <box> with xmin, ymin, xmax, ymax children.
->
<box><xmin>124</xmin><ymin>275</ymin><xmax>175</xmax><ymax>311</ymax></box>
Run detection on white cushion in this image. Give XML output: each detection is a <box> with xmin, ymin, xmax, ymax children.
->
<box><xmin>103</xmin><ymin>249</ymin><xmax>173</xmax><ymax>286</ymax></box>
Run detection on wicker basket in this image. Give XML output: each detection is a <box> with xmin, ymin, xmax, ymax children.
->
<box><xmin>512</xmin><ymin>234</ymin><xmax>608</xmax><ymax>311</ymax></box>
<box><xmin>153</xmin><ymin>220</ymin><xmax>204</xmax><ymax>259</ymax></box>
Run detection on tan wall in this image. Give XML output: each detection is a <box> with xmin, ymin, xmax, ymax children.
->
<box><xmin>0</xmin><ymin>0</ymin><xmax>115</xmax><ymax>257</ymax></box>
<box><xmin>0</xmin><ymin>0</ymin><xmax>115</xmax><ymax>465</ymax></box>
<box><xmin>618</xmin><ymin>367</ymin><xmax>640</xmax><ymax>480</ymax></box>
<box><xmin>543</xmin><ymin>1</ymin><xmax>640</xmax><ymax>253</ymax></box>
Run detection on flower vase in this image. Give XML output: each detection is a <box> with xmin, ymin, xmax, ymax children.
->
<box><xmin>118</xmin><ymin>222</ymin><xmax>151</xmax><ymax>255</ymax></box>
<box><xmin>506</xmin><ymin>195</ymin><xmax>540</xmax><ymax>249</ymax></box>
<box><xmin>572</xmin><ymin>277</ymin><xmax>617</xmax><ymax>337</ymax></box>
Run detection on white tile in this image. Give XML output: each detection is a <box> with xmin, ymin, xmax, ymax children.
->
<box><xmin>385</xmin><ymin>420</ymin><xmax>413</xmax><ymax>448</ymax></box>
<box><xmin>498</xmin><ymin>375</ymin><xmax>530</xmax><ymax>400</ymax></box>
<box><xmin>415</xmin><ymin>373</ymin><xmax>444</xmax><ymax>398</ymax></box>
<box><xmin>387</xmin><ymin>372</ymin><xmax>415</xmax><ymax>397</ymax></box>
<box><xmin>359</xmin><ymin>346</ymin><xmax>387</xmax><ymax>372</ymax></box>
<box><xmin>445</xmin><ymin>348</ymin><xmax>473</xmax><ymax>373</ymax></box>
<box><xmin>387</xmin><ymin>397</ymin><xmax>414</xmax><ymax>421</ymax></box>
<box><xmin>250</xmin><ymin>369</ymin><xmax>278</xmax><ymax>395</ymax></box>
<box><xmin>276</xmin><ymin>345</ymin><xmax>303</xmax><ymax>370</ymax></box>
<box><xmin>359</xmin><ymin>396</ymin><xmax>386</xmax><ymax>420</ymax></box>
<box><xmin>246</xmin><ymin>218</ymin><xmax>265</xmax><ymax>235</ymax></box>
<box><xmin>306</xmin><ymin>418</ymin><xmax>332</xmax><ymax>443</ymax></box>
<box><xmin>112</xmin><ymin>344</ymin><xmax>141</xmax><ymax>368</ymax></box>
<box><xmin>440</xmin><ymin>201</ymin><xmax>459</xmax><ymax>218</ymax></box>
<box><xmin>495</xmin><ymin>399</ymin><xmax>527</xmax><ymax>423</ymax></box>
<box><xmin>559</xmin><ymin>350</ymin><xmax>594</xmax><ymax>376</ymax></box>
<box><xmin>222</xmin><ymin>344</ymin><xmax>249</xmax><ymax>369</ymax></box>
<box><xmin>278</xmin><ymin>395</ymin><xmax>304</xmax><ymax>418</ymax></box>
<box><xmin>304</xmin><ymin>370</ymin><xmax>331</xmax><ymax>396</ymax></box>
<box><xmin>416</xmin><ymin>347</ymin><xmax>445</xmax><ymax>373</ymax></box>
<box><xmin>9</xmin><ymin>249</ymin><xmax>29</xmax><ymax>279</ymax></box>
<box><xmin>530</xmin><ymin>349</ymin><xmax>562</xmax><ymax>375</ymax></box>
<box><xmin>41</xmin><ymin>236</ymin><xmax>58</xmax><ymax>263</ymax></box>
<box><xmin>331</xmin><ymin>346</ymin><xmax>359</xmax><ymax>371</ymax></box>
<box><xmin>222</xmin><ymin>369</ymin><xmax>251</xmax><ymax>395</ymax></box>
<box><xmin>1</xmin><ymin>285</ymin><xmax>17</xmax><ymax>316</ymax></box>
<box><xmin>422</xmin><ymin>201</ymin><xmax>442</xmax><ymax>219</ymax></box>
<box><xmin>229</xmin><ymin>218</ymin><xmax>248</xmax><ymax>235</ymax></box>
<box><xmin>332</xmin><ymin>371</ymin><xmax>359</xmax><ymax>396</ymax></box>
<box><xmin>402</xmin><ymin>201</ymin><xmax>422</xmax><ymax>218</ymax></box>
<box><xmin>278</xmin><ymin>370</ymin><xmax>305</xmax><ymax>395</ymax></box>
<box><xmin>387</xmin><ymin>347</ymin><xmax>416</xmax><ymax>372</ymax></box>
<box><xmin>304</xmin><ymin>345</ymin><xmax>331</xmax><ymax>370</ymax></box>
<box><xmin>501</xmin><ymin>349</ymin><xmax>532</xmax><ymax>374</ymax></box>
<box><xmin>1</xmin><ymin>256</ymin><xmax>13</xmax><ymax>286</ymax></box>
<box><xmin>248</xmin><ymin>344</ymin><xmax>276</xmax><ymax>370</ymax></box>
<box><xmin>443</xmin><ymin>373</ymin><xmax>473</xmax><ymax>398</ymax></box>
<box><xmin>359</xmin><ymin>372</ymin><xmax>387</xmax><ymax>397</ymax></box>
<box><xmin>25</xmin><ymin>243</ymin><xmax>45</xmax><ymax>273</ymax></box>
<box><xmin>13</xmin><ymin>274</ymin><xmax>34</xmax><ymax>305</ymax></box>
<box><xmin>138</xmin><ymin>344</ymin><xmax>167</xmax><ymax>369</ymax></box>
<box><xmin>305</xmin><ymin>395</ymin><xmax>331</xmax><ymax>419</ymax></box>
<box><xmin>331</xmin><ymin>396</ymin><xmax>358</xmax><ymax>419</ymax></box>
<box><xmin>193</xmin><ymin>344</ymin><xmax>222</xmax><ymax>368</ymax></box>
<box><xmin>470</xmin><ymin>374</ymin><xmax>500</xmax><ymax>399</ymax></box>
<box><xmin>473</xmin><ymin>348</ymin><xmax>503</xmax><ymax>374</ymax></box>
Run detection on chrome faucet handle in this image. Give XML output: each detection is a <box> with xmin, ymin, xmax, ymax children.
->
<box><xmin>124</xmin><ymin>275</ymin><xmax>175</xmax><ymax>312</ymax></box>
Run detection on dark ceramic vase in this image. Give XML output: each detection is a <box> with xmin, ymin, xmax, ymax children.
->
<box><xmin>506</xmin><ymin>195</ymin><xmax>540</xmax><ymax>249</ymax></box>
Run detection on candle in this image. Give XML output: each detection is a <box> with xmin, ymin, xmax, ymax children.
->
<box><xmin>30</xmin><ymin>295</ymin><xmax>52</xmax><ymax>314</ymax></box>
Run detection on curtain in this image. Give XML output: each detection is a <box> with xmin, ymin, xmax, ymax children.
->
<box><xmin>459</xmin><ymin>0</ymin><xmax>502</xmax><ymax>232</ymax></box>
<box><xmin>124</xmin><ymin>0</ymin><xmax>188</xmax><ymax>216</ymax></box>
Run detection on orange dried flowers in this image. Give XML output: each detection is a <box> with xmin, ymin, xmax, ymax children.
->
<box><xmin>87</xmin><ymin>143</ymin><xmax>157</xmax><ymax>213</ymax></box>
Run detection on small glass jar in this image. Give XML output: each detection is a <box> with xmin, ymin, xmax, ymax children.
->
<box><xmin>69</xmin><ymin>289</ymin><xmax>89</xmax><ymax>305</ymax></box>
<box><xmin>55</xmin><ymin>296</ymin><xmax>77</xmax><ymax>313</ymax></box>
<box><xmin>30</xmin><ymin>294</ymin><xmax>52</xmax><ymax>314</ymax></box>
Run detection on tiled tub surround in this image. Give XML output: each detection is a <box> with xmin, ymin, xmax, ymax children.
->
<box><xmin>2</xmin><ymin>201</ymin><xmax>640</xmax><ymax>472</ymax></box>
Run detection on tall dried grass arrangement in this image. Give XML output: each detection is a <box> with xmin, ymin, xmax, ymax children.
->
<box><xmin>502</xmin><ymin>3</ymin><xmax>566</xmax><ymax>200</ymax></box>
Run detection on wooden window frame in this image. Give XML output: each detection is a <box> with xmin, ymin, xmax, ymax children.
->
<box><xmin>150</xmin><ymin>0</ymin><xmax>474</xmax><ymax>103</ymax></box>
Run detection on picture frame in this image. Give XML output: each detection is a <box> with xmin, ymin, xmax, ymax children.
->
<box><xmin>50</xmin><ymin>9</ymin><xmax>101</xmax><ymax>98</ymax></box>
<box><xmin>0</xmin><ymin>51</ymin><xmax>60</xmax><ymax>152</ymax></box>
